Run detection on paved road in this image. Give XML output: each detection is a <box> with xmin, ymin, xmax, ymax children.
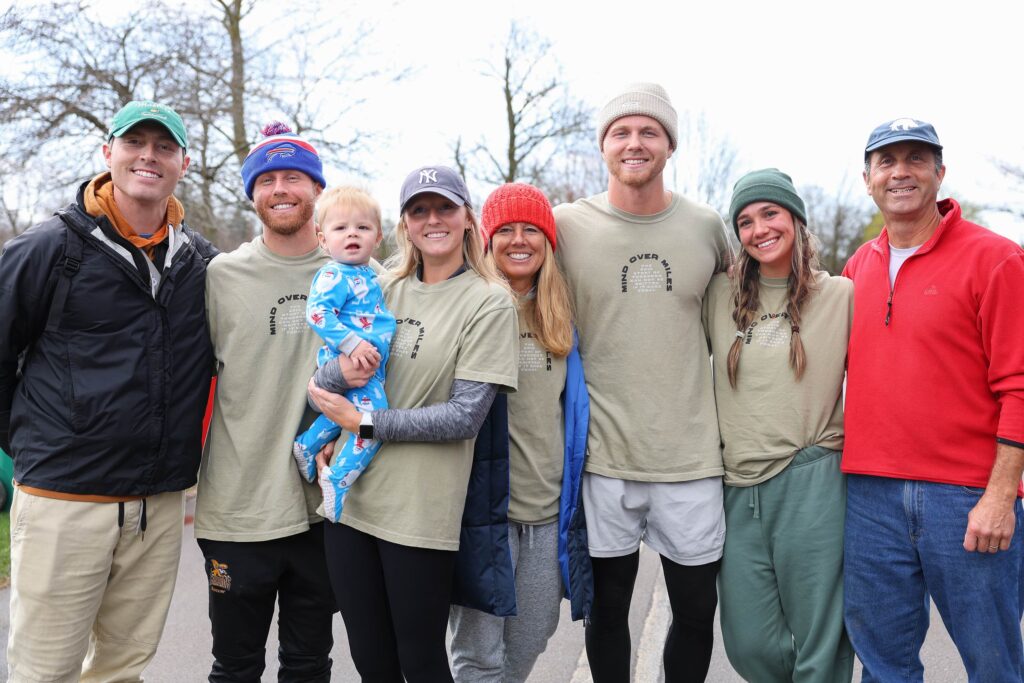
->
<box><xmin>0</xmin><ymin>497</ymin><xmax>997</xmax><ymax>681</ymax></box>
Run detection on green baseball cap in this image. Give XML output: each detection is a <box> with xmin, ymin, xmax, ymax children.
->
<box><xmin>108</xmin><ymin>100</ymin><xmax>187</xmax><ymax>150</ymax></box>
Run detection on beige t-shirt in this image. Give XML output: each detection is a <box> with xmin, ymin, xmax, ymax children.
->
<box><xmin>554</xmin><ymin>192</ymin><xmax>733</xmax><ymax>482</ymax></box>
<box><xmin>195</xmin><ymin>237</ymin><xmax>328</xmax><ymax>542</ymax></box>
<box><xmin>703</xmin><ymin>271</ymin><xmax>853</xmax><ymax>486</ymax></box>
<box><xmin>340</xmin><ymin>270</ymin><xmax>518</xmax><ymax>551</ymax></box>
<box><xmin>507</xmin><ymin>304</ymin><xmax>566</xmax><ymax>525</ymax></box>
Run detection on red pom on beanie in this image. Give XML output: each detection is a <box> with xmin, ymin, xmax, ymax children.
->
<box><xmin>481</xmin><ymin>183</ymin><xmax>557</xmax><ymax>251</ymax></box>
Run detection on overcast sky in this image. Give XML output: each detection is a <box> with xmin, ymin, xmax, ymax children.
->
<box><xmin>325</xmin><ymin>0</ymin><xmax>1023</xmax><ymax>242</ymax></box>
<box><xmin>16</xmin><ymin>0</ymin><xmax>1024</xmax><ymax>242</ymax></box>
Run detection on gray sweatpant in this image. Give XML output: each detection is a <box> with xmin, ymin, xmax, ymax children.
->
<box><xmin>449</xmin><ymin>521</ymin><xmax>563</xmax><ymax>683</ymax></box>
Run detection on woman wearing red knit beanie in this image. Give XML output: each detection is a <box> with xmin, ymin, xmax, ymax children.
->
<box><xmin>449</xmin><ymin>183</ymin><xmax>593</xmax><ymax>682</ymax></box>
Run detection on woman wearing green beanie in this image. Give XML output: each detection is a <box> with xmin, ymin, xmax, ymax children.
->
<box><xmin>703</xmin><ymin>168</ymin><xmax>854</xmax><ymax>682</ymax></box>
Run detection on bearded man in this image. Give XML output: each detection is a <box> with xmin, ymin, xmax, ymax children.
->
<box><xmin>195</xmin><ymin>122</ymin><xmax>373</xmax><ymax>681</ymax></box>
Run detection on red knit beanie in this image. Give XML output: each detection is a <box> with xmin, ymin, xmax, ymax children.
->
<box><xmin>481</xmin><ymin>183</ymin><xmax>557</xmax><ymax>251</ymax></box>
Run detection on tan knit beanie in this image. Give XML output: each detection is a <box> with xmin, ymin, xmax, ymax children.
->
<box><xmin>596</xmin><ymin>82</ymin><xmax>678</xmax><ymax>150</ymax></box>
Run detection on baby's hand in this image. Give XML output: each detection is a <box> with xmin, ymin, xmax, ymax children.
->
<box><xmin>315</xmin><ymin>440</ymin><xmax>337</xmax><ymax>478</ymax></box>
<box><xmin>349</xmin><ymin>341</ymin><xmax>379</xmax><ymax>371</ymax></box>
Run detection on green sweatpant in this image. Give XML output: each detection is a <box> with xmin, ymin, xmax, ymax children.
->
<box><xmin>719</xmin><ymin>445</ymin><xmax>853</xmax><ymax>683</ymax></box>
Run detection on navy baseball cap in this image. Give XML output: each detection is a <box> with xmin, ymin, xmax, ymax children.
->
<box><xmin>399</xmin><ymin>166</ymin><xmax>471</xmax><ymax>213</ymax></box>
<box><xmin>865</xmin><ymin>118</ymin><xmax>943</xmax><ymax>156</ymax></box>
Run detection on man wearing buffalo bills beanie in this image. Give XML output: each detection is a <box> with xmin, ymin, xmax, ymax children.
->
<box><xmin>240</xmin><ymin>122</ymin><xmax>327</xmax><ymax>199</ymax></box>
<box><xmin>196</xmin><ymin>120</ymin><xmax>338</xmax><ymax>679</ymax></box>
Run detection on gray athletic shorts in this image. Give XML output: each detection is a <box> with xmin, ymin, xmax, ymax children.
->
<box><xmin>582</xmin><ymin>472</ymin><xmax>725</xmax><ymax>566</ymax></box>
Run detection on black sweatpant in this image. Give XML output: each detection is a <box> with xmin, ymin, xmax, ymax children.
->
<box><xmin>323</xmin><ymin>521</ymin><xmax>457</xmax><ymax>683</ymax></box>
<box><xmin>585</xmin><ymin>551</ymin><xmax>721</xmax><ymax>683</ymax></box>
<box><xmin>198</xmin><ymin>524</ymin><xmax>336</xmax><ymax>683</ymax></box>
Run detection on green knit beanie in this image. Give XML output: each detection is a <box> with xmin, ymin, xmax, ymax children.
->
<box><xmin>728</xmin><ymin>168</ymin><xmax>807</xmax><ymax>236</ymax></box>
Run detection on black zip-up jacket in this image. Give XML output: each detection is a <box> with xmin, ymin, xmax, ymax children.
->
<box><xmin>0</xmin><ymin>182</ymin><xmax>216</xmax><ymax>496</ymax></box>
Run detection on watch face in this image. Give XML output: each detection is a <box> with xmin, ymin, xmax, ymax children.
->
<box><xmin>359</xmin><ymin>424</ymin><xmax>374</xmax><ymax>440</ymax></box>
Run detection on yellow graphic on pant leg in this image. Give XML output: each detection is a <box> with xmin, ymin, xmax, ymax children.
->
<box><xmin>209</xmin><ymin>559</ymin><xmax>232</xmax><ymax>593</ymax></box>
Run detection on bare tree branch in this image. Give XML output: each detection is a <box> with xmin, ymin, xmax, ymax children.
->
<box><xmin>0</xmin><ymin>0</ymin><xmax>405</xmax><ymax>248</ymax></box>
<box><xmin>674</xmin><ymin>112</ymin><xmax>741</xmax><ymax>217</ymax></box>
<box><xmin>456</xmin><ymin>21</ymin><xmax>599</xmax><ymax>202</ymax></box>
<box><xmin>989</xmin><ymin>157</ymin><xmax>1024</xmax><ymax>220</ymax></box>
<box><xmin>800</xmin><ymin>178</ymin><xmax>873</xmax><ymax>274</ymax></box>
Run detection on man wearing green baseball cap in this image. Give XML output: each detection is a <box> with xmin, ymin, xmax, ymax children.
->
<box><xmin>107</xmin><ymin>100</ymin><xmax>189</xmax><ymax>148</ymax></box>
<box><xmin>0</xmin><ymin>100</ymin><xmax>216</xmax><ymax>681</ymax></box>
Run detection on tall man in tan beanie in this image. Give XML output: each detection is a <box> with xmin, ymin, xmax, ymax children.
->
<box><xmin>554</xmin><ymin>83</ymin><xmax>733</xmax><ymax>682</ymax></box>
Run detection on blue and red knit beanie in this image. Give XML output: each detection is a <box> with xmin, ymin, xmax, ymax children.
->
<box><xmin>240</xmin><ymin>122</ymin><xmax>326</xmax><ymax>200</ymax></box>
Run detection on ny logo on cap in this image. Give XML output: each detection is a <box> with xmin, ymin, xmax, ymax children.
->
<box><xmin>419</xmin><ymin>169</ymin><xmax>438</xmax><ymax>184</ymax></box>
<box><xmin>890</xmin><ymin>118</ymin><xmax>920</xmax><ymax>132</ymax></box>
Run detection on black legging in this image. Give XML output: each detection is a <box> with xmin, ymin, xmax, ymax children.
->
<box><xmin>323</xmin><ymin>521</ymin><xmax>457</xmax><ymax>683</ymax></box>
<box><xmin>585</xmin><ymin>551</ymin><xmax>721</xmax><ymax>683</ymax></box>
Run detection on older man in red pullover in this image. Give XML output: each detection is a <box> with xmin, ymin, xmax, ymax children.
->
<box><xmin>841</xmin><ymin>118</ymin><xmax>1024</xmax><ymax>682</ymax></box>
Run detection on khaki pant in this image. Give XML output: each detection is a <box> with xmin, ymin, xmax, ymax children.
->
<box><xmin>7</xmin><ymin>488</ymin><xmax>185</xmax><ymax>683</ymax></box>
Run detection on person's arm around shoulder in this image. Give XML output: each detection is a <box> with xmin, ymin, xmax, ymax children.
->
<box><xmin>702</xmin><ymin>272</ymin><xmax>731</xmax><ymax>355</ymax></box>
<box><xmin>186</xmin><ymin>226</ymin><xmax>219</xmax><ymax>264</ymax></box>
<box><xmin>710</xmin><ymin>212</ymin><xmax>737</xmax><ymax>275</ymax></box>
<box><xmin>828</xmin><ymin>274</ymin><xmax>855</xmax><ymax>339</ymax></box>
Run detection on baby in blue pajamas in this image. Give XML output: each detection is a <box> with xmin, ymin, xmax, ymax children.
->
<box><xmin>293</xmin><ymin>186</ymin><xmax>395</xmax><ymax>522</ymax></box>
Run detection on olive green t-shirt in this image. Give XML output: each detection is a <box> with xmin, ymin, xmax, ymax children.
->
<box><xmin>507</xmin><ymin>304</ymin><xmax>566</xmax><ymax>525</ymax></box>
<box><xmin>196</xmin><ymin>237</ymin><xmax>328</xmax><ymax>542</ymax></box>
<box><xmin>703</xmin><ymin>271</ymin><xmax>853</xmax><ymax>486</ymax></box>
<box><xmin>553</xmin><ymin>192</ymin><xmax>734</xmax><ymax>482</ymax></box>
<box><xmin>340</xmin><ymin>270</ymin><xmax>518</xmax><ymax>551</ymax></box>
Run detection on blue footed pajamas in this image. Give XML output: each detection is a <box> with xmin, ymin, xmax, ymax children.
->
<box><xmin>293</xmin><ymin>262</ymin><xmax>395</xmax><ymax>521</ymax></box>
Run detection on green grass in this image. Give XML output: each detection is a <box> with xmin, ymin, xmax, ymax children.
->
<box><xmin>0</xmin><ymin>511</ymin><xmax>9</xmax><ymax>585</ymax></box>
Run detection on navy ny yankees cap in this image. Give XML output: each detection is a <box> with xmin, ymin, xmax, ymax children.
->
<box><xmin>865</xmin><ymin>117</ymin><xmax>943</xmax><ymax>156</ymax></box>
<box><xmin>399</xmin><ymin>166</ymin><xmax>471</xmax><ymax>213</ymax></box>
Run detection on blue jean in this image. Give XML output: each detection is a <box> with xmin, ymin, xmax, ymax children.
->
<box><xmin>844</xmin><ymin>475</ymin><xmax>1024</xmax><ymax>682</ymax></box>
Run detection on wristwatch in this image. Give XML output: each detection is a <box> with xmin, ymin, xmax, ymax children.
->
<box><xmin>358</xmin><ymin>411</ymin><xmax>374</xmax><ymax>440</ymax></box>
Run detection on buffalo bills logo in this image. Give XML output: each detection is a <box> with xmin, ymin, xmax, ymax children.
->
<box><xmin>266</xmin><ymin>145</ymin><xmax>296</xmax><ymax>161</ymax></box>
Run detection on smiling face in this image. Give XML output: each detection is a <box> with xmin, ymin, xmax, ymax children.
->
<box><xmin>490</xmin><ymin>222</ymin><xmax>548</xmax><ymax>293</ymax></box>
<box><xmin>402</xmin><ymin>192</ymin><xmax>469</xmax><ymax>271</ymax></box>
<box><xmin>736</xmin><ymin>202</ymin><xmax>796</xmax><ymax>278</ymax></box>
<box><xmin>864</xmin><ymin>142</ymin><xmax>945</xmax><ymax>223</ymax></box>
<box><xmin>252</xmin><ymin>169</ymin><xmax>320</xmax><ymax>236</ymax></box>
<box><xmin>103</xmin><ymin>121</ymin><xmax>189</xmax><ymax>210</ymax></box>
<box><xmin>318</xmin><ymin>203</ymin><xmax>381</xmax><ymax>265</ymax></box>
<box><xmin>601</xmin><ymin>115</ymin><xmax>673</xmax><ymax>190</ymax></box>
